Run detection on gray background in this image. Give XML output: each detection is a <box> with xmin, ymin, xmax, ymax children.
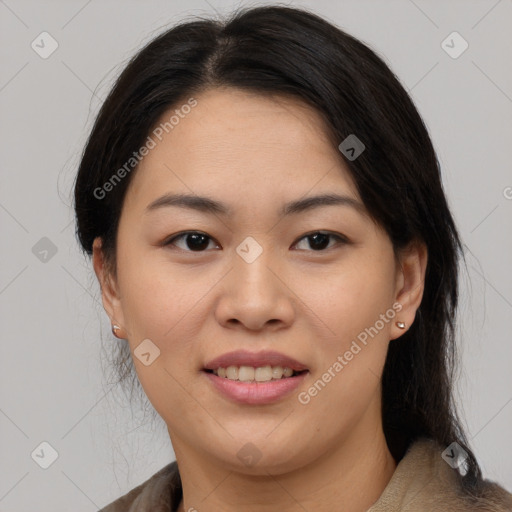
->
<box><xmin>1</xmin><ymin>0</ymin><xmax>511</xmax><ymax>510</ymax></box>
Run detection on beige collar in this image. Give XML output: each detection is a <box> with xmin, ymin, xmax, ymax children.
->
<box><xmin>367</xmin><ymin>438</ymin><xmax>512</xmax><ymax>511</ymax></box>
<box><xmin>100</xmin><ymin>438</ymin><xmax>512</xmax><ymax>511</ymax></box>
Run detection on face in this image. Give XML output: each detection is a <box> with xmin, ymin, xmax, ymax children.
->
<box><xmin>94</xmin><ymin>87</ymin><xmax>425</xmax><ymax>474</ymax></box>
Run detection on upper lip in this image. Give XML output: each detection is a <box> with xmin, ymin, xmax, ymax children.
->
<box><xmin>203</xmin><ymin>350</ymin><xmax>309</xmax><ymax>371</ymax></box>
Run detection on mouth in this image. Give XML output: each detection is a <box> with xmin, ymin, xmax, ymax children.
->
<box><xmin>201</xmin><ymin>350</ymin><xmax>309</xmax><ymax>405</ymax></box>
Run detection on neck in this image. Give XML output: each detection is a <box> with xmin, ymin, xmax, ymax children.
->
<box><xmin>174</xmin><ymin>426</ymin><xmax>396</xmax><ymax>512</ymax></box>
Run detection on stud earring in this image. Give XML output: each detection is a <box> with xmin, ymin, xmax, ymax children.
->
<box><xmin>111</xmin><ymin>324</ymin><xmax>123</xmax><ymax>338</ymax></box>
<box><xmin>396</xmin><ymin>321</ymin><xmax>406</xmax><ymax>329</ymax></box>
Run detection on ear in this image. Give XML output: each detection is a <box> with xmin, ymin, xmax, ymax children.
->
<box><xmin>92</xmin><ymin>237</ymin><xmax>125</xmax><ymax>330</ymax></box>
<box><xmin>390</xmin><ymin>240</ymin><xmax>428</xmax><ymax>340</ymax></box>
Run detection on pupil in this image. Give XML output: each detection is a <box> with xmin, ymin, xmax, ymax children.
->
<box><xmin>187</xmin><ymin>233</ymin><xmax>209</xmax><ymax>251</ymax></box>
<box><xmin>309</xmin><ymin>233</ymin><xmax>329</xmax><ymax>250</ymax></box>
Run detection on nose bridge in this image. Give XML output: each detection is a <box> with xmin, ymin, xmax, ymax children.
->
<box><xmin>233</xmin><ymin>235</ymin><xmax>278</xmax><ymax>297</ymax></box>
<box><xmin>214</xmin><ymin>234</ymin><xmax>294</xmax><ymax>330</ymax></box>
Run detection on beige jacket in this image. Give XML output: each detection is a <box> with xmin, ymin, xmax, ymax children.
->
<box><xmin>99</xmin><ymin>438</ymin><xmax>512</xmax><ymax>511</ymax></box>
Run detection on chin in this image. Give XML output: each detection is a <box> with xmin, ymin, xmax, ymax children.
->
<box><xmin>211</xmin><ymin>437</ymin><xmax>310</xmax><ymax>476</ymax></box>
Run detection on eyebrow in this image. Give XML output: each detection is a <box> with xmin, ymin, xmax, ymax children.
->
<box><xmin>144</xmin><ymin>192</ymin><xmax>367</xmax><ymax>218</ymax></box>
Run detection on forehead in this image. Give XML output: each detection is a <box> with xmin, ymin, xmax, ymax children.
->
<box><xmin>125</xmin><ymin>87</ymin><xmax>360</xmax><ymax>210</ymax></box>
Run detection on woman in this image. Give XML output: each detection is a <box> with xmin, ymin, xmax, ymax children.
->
<box><xmin>73</xmin><ymin>5</ymin><xmax>512</xmax><ymax>511</ymax></box>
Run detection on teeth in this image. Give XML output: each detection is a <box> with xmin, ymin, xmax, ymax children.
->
<box><xmin>282</xmin><ymin>367</ymin><xmax>294</xmax><ymax>378</ymax></box>
<box><xmin>255</xmin><ymin>366</ymin><xmax>272</xmax><ymax>381</ymax></box>
<box><xmin>212</xmin><ymin>365</ymin><xmax>299</xmax><ymax>381</ymax></box>
<box><xmin>238</xmin><ymin>366</ymin><xmax>255</xmax><ymax>381</ymax></box>
<box><xmin>226</xmin><ymin>366</ymin><xmax>238</xmax><ymax>380</ymax></box>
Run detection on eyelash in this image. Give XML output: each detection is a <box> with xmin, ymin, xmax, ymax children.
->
<box><xmin>162</xmin><ymin>230</ymin><xmax>349</xmax><ymax>253</ymax></box>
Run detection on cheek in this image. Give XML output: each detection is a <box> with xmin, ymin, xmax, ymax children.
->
<box><xmin>296</xmin><ymin>270</ymin><xmax>394</xmax><ymax>434</ymax></box>
<box><xmin>117</xmin><ymin>246</ymin><xmax>203</xmax><ymax>338</ymax></box>
<box><xmin>116</xmin><ymin>259</ymin><xmax>208</xmax><ymax>419</ymax></box>
<box><xmin>300</xmin><ymin>256</ymin><xmax>395</xmax><ymax>421</ymax></box>
<box><xmin>309</xmin><ymin>256</ymin><xmax>396</xmax><ymax>348</ymax></box>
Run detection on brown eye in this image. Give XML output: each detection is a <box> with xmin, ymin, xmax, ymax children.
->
<box><xmin>293</xmin><ymin>231</ymin><xmax>348</xmax><ymax>251</ymax></box>
<box><xmin>164</xmin><ymin>231</ymin><xmax>219</xmax><ymax>252</ymax></box>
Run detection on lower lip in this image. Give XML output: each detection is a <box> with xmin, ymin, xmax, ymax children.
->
<box><xmin>203</xmin><ymin>370</ymin><xmax>308</xmax><ymax>405</ymax></box>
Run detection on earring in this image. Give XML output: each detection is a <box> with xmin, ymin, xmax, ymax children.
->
<box><xmin>396</xmin><ymin>321</ymin><xmax>406</xmax><ymax>329</ymax></box>
<box><xmin>111</xmin><ymin>324</ymin><xmax>123</xmax><ymax>338</ymax></box>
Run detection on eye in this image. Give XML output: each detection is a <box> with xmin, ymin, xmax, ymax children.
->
<box><xmin>163</xmin><ymin>230</ymin><xmax>348</xmax><ymax>253</ymax></box>
<box><xmin>163</xmin><ymin>231</ymin><xmax>220</xmax><ymax>252</ymax></box>
<box><xmin>292</xmin><ymin>231</ymin><xmax>348</xmax><ymax>251</ymax></box>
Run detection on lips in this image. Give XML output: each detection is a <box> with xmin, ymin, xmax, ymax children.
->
<box><xmin>202</xmin><ymin>350</ymin><xmax>309</xmax><ymax>405</ymax></box>
<box><xmin>203</xmin><ymin>349</ymin><xmax>309</xmax><ymax>372</ymax></box>
<box><xmin>203</xmin><ymin>370</ymin><xmax>308</xmax><ymax>405</ymax></box>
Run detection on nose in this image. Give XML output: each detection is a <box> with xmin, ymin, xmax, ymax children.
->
<box><xmin>214</xmin><ymin>246</ymin><xmax>295</xmax><ymax>332</ymax></box>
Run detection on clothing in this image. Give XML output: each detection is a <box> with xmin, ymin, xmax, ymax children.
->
<box><xmin>99</xmin><ymin>438</ymin><xmax>512</xmax><ymax>511</ymax></box>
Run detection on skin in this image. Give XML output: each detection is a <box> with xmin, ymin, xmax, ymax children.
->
<box><xmin>93</xmin><ymin>87</ymin><xmax>427</xmax><ymax>512</ymax></box>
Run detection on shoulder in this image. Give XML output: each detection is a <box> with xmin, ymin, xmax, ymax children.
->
<box><xmin>99</xmin><ymin>461</ymin><xmax>181</xmax><ymax>512</ymax></box>
<box><xmin>463</xmin><ymin>479</ymin><xmax>512</xmax><ymax>512</ymax></box>
<box><xmin>368</xmin><ymin>438</ymin><xmax>512</xmax><ymax>511</ymax></box>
